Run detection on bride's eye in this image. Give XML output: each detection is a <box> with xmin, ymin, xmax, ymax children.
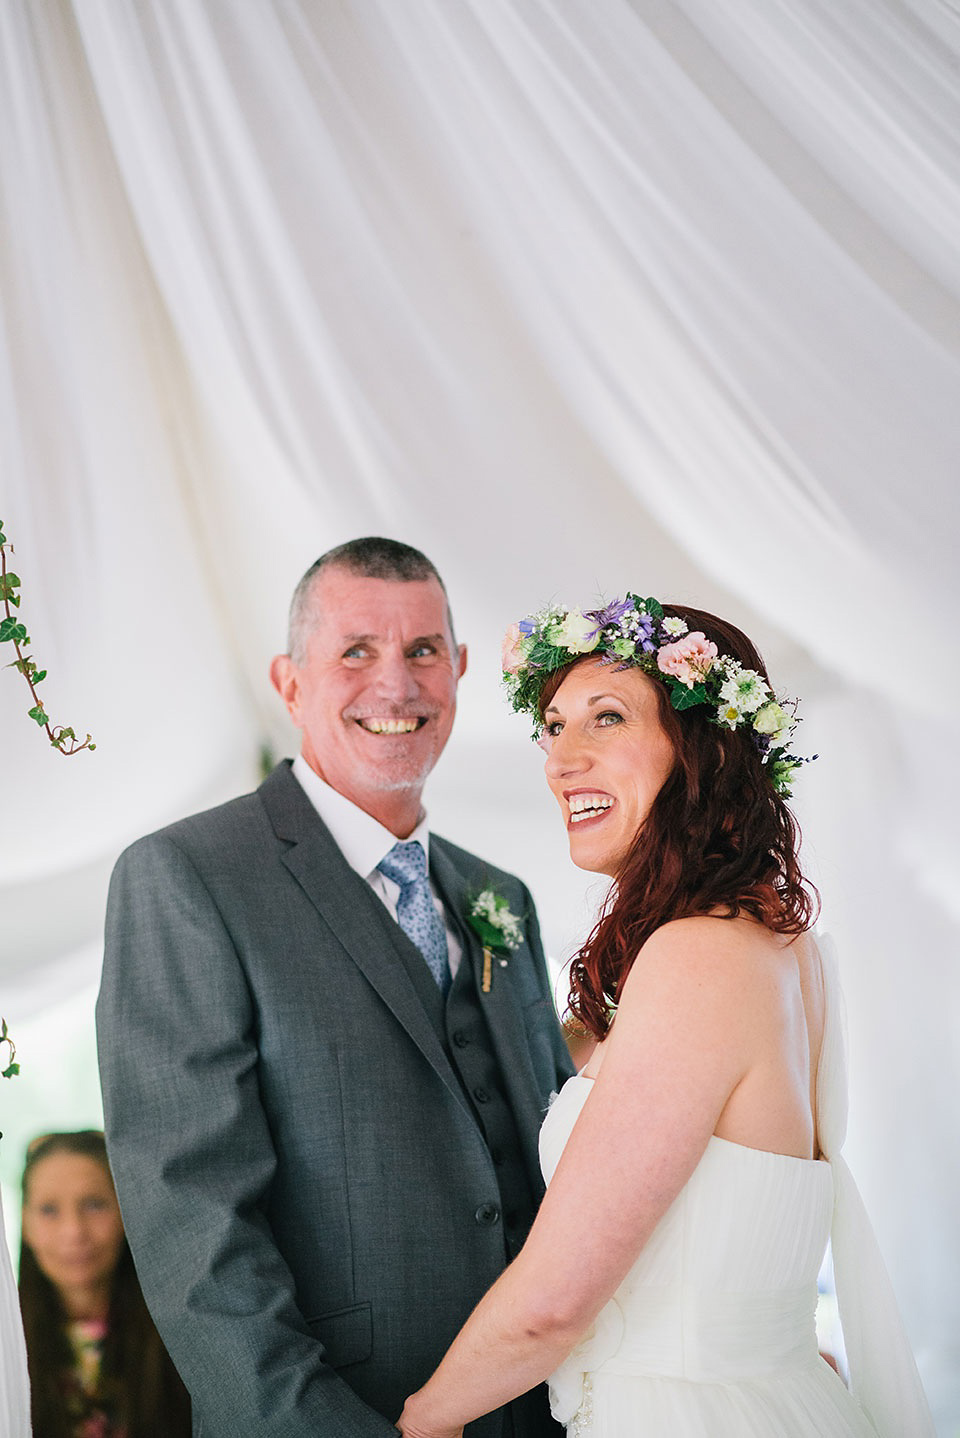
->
<box><xmin>596</xmin><ymin>711</ymin><xmax>624</xmax><ymax>727</ymax></box>
<box><xmin>544</xmin><ymin>719</ymin><xmax>564</xmax><ymax>738</ymax></box>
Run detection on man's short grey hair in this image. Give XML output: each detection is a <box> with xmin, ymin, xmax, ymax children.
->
<box><xmin>287</xmin><ymin>537</ymin><xmax>454</xmax><ymax>663</ymax></box>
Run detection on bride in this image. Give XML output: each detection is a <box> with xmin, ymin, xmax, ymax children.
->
<box><xmin>398</xmin><ymin>595</ymin><xmax>934</xmax><ymax>1438</ymax></box>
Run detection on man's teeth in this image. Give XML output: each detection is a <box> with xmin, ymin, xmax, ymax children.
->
<box><xmin>360</xmin><ymin>718</ymin><xmax>421</xmax><ymax>734</ymax></box>
<box><xmin>569</xmin><ymin>795</ymin><xmax>614</xmax><ymax>823</ymax></box>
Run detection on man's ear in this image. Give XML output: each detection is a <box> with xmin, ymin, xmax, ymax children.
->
<box><xmin>269</xmin><ymin>654</ymin><xmax>301</xmax><ymax>722</ymax></box>
<box><xmin>456</xmin><ymin>643</ymin><xmax>468</xmax><ymax>680</ymax></box>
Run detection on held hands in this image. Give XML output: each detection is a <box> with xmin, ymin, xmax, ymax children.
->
<box><xmin>395</xmin><ymin>1392</ymin><xmax>463</xmax><ymax>1438</ymax></box>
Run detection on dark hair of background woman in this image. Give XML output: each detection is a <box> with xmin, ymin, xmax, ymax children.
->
<box><xmin>539</xmin><ymin>605</ymin><xmax>819</xmax><ymax>1040</ymax></box>
<box><xmin>18</xmin><ymin>1130</ymin><xmax>190</xmax><ymax>1438</ymax></box>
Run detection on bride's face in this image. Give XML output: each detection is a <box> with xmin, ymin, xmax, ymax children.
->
<box><xmin>541</xmin><ymin>659</ymin><xmax>675</xmax><ymax>877</ymax></box>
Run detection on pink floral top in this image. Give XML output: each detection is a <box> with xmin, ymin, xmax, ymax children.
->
<box><xmin>64</xmin><ymin>1320</ymin><xmax>127</xmax><ymax>1438</ymax></box>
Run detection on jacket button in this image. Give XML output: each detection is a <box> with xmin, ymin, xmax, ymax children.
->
<box><xmin>452</xmin><ymin>1029</ymin><xmax>469</xmax><ymax>1048</ymax></box>
<box><xmin>475</xmin><ymin>1202</ymin><xmax>500</xmax><ymax>1226</ymax></box>
<box><xmin>473</xmin><ymin>1086</ymin><xmax>490</xmax><ymax>1104</ymax></box>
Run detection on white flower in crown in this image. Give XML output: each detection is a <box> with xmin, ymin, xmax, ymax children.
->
<box><xmin>718</xmin><ymin>666</ymin><xmax>769</xmax><ymax>716</ymax></box>
<box><xmin>546</xmin><ymin>609</ymin><xmax>600</xmax><ymax>654</ymax></box>
<box><xmin>717</xmin><ymin>702</ymin><xmax>742</xmax><ymax>731</ymax></box>
<box><xmin>661</xmin><ymin>614</ymin><xmax>688</xmax><ymax>638</ymax></box>
<box><xmin>753</xmin><ymin>701</ymin><xmax>794</xmax><ymax>747</ymax></box>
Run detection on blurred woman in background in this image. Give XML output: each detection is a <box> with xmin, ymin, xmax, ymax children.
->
<box><xmin>18</xmin><ymin>1130</ymin><xmax>190</xmax><ymax>1438</ymax></box>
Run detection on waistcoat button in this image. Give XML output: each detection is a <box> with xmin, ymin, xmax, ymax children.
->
<box><xmin>452</xmin><ymin>1029</ymin><xmax>469</xmax><ymax>1048</ymax></box>
<box><xmin>473</xmin><ymin>1086</ymin><xmax>490</xmax><ymax>1104</ymax></box>
<box><xmin>475</xmin><ymin>1202</ymin><xmax>500</xmax><ymax>1226</ymax></box>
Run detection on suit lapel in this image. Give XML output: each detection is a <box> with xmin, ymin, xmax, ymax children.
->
<box><xmin>258</xmin><ymin>765</ymin><xmax>469</xmax><ymax>1118</ymax></box>
<box><xmin>430</xmin><ymin>840</ymin><xmax>547</xmax><ymax>1160</ymax></box>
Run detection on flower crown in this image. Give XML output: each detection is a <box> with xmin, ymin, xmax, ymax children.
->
<box><xmin>501</xmin><ymin>594</ymin><xmax>811</xmax><ymax>797</ymax></box>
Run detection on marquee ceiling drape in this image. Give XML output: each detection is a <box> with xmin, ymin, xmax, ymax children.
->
<box><xmin>1</xmin><ymin>2</ymin><xmax>957</xmax><ymax>1426</ymax></box>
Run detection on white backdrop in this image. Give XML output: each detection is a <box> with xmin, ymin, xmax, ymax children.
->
<box><xmin>1</xmin><ymin>2</ymin><xmax>958</xmax><ymax>1429</ymax></box>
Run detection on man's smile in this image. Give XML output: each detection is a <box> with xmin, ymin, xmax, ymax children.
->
<box><xmin>355</xmin><ymin>716</ymin><xmax>429</xmax><ymax>734</ymax></box>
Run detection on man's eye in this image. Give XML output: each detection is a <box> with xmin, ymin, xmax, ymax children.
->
<box><xmin>342</xmin><ymin>646</ymin><xmax>369</xmax><ymax>660</ymax></box>
<box><xmin>408</xmin><ymin>643</ymin><xmax>438</xmax><ymax>659</ymax></box>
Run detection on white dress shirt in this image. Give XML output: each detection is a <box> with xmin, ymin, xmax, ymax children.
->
<box><xmin>292</xmin><ymin>755</ymin><xmax>463</xmax><ymax>980</ymax></box>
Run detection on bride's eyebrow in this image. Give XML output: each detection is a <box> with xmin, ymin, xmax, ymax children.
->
<box><xmin>543</xmin><ymin>692</ymin><xmax>624</xmax><ymax>716</ymax></box>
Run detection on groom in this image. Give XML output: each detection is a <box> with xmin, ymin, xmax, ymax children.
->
<box><xmin>97</xmin><ymin>537</ymin><xmax>572</xmax><ymax>1437</ymax></box>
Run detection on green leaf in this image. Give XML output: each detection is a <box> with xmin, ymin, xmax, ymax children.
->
<box><xmin>1</xmin><ymin>1062</ymin><xmax>20</xmax><ymax>1080</ymax></box>
<box><xmin>0</xmin><ymin>572</ymin><xmax>21</xmax><ymax>598</ymax></box>
<box><xmin>0</xmin><ymin>618</ymin><xmax>26</xmax><ymax>643</ymax></box>
<box><xmin>28</xmin><ymin>704</ymin><xmax>48</xmax><ymax>726</ymax></box>
<box><xmin>670</xmin><ymin>682</ymin><xmax>708</xmax><ymax>711</ymax></box>
<box><xmin>642</xmin><ymin>596</ymin><xmax>664</xmax><ymax>619</ymax></box>
<box><xmin>33</xmin><ymin>668</ymin><xmax>46</xmax><ymax>683</ymax></box>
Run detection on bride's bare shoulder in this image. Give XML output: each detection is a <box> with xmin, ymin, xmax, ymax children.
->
<box><xmin>617</xmin><ymin>915</ymin><xmax>802</xmax><ymax>1014</ymax></box>
<box><xmin>635</xmin><ymin>913</ymin><xmax>788</xmax><ymax>967</ymax></box>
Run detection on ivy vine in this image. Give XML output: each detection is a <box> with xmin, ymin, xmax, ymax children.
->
<box><xmin>0</xmin><ymin>1019</ymin><xmax>18</xmax><ymax>1080</ymax></box>
<box><xmin>0</xmin><ymin>519</ymin><xmax>95</xmax><ymax>754</ymax></box>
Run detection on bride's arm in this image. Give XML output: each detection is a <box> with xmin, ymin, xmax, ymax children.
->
<box><xmin>397</xmin><ymin>918</ymin><xmax>763</xmax><ymax>1438</ymax></box>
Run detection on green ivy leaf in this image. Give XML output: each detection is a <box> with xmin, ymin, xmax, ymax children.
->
<box><xmin>1</xmin><ymin>1062</ymin><xmax>20</xmax><ymax>1080</ymax></box>
<box><xmin>0</xmin><ymin>618</ymin><xmax>27</xmax><ymax>643</ymax></box>
<box><xmin>670</xmin><ymin>682</ymin><xmax>708</xmax><ymax>711</ymax></box>
<box><xmin>28</xmin><ymin>704</ymin><xmax>48</xmax><ymax>726</ymax></box>
<box><xmin>33</xmin><ymin>669</ymin><xmax>46</xmax><ymax>684</ymax></box>
<box><xmin>0</xmin><ymin>572</ymin><xmax>21</xmax><ymax>599</ymax></box>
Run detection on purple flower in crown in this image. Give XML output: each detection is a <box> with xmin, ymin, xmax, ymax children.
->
<box><xmin>518</xmin><ymin>618</ymin><xmax>537</xmax><ymax>636</ymax></box>
<box><xmin>585</xmin><ymin>597</ymin><xmax>635</xmax><ymax>636</ymax></box>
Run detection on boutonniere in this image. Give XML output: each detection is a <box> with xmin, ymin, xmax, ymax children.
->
<box><xmin>466</xmin><ymin>889</ymin><xmax>524</xmax><ymax>993</ymax></box>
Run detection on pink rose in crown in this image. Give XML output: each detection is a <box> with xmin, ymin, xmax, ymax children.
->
<box><xmin>501</xmin><ymin>622</ymin><xmax>532</xmax><ymax>675</ymax></box>
<box><xmin>657</xmin><ymin>632</ymin><xmax>718</xmax><ymax>688</ymax></box>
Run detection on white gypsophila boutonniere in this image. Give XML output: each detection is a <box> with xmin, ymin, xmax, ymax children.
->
<box><xmin>467</xmin><ymin>889</ymin><xmax>524</xmax><ymax>993</ymax></box>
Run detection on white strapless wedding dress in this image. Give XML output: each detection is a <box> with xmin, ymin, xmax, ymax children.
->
<box><xmin>538</xmin><ymin>939</ymin><xmax>934</xmax><ymax>1437</ymax></box>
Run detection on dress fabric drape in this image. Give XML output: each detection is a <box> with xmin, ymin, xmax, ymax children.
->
<box><xmin>539</xmin><ymin>938</ymin><xmax>935</xmax><ymax>1437</ymax></box>
<box><xmin>0</xmin><ymin>1191</ymin><xmax>29</xmax><ymax>1436</ymax></box>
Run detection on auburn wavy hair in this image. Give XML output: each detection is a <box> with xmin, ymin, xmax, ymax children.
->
<box><xmin>541</xmin><ymin>605</ymin><xmax>819</xmax><ymax>1040</ymax></box>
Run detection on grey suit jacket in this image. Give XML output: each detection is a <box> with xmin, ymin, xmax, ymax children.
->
<box><xmin>97</xmin><ymin>761</ymin><xmax>573</xmax><ymax>1437</ymax></box>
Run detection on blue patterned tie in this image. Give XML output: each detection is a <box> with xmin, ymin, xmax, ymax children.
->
<box><xmin>378</xmin><ymin>841</ymin><xmax>451</xmax><ymax>995</ymax></box>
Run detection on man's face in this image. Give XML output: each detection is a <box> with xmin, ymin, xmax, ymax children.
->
<box><xmin>271</xmin><ymin>567</ymin><xmax>466</xmax><ymax>831</ymax></box>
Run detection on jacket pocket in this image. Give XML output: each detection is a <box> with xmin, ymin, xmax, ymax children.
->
<box><xmin>306</xmin><ymin>1300</ymin><xmax>373</xmax><ymax>1369</ymax></box>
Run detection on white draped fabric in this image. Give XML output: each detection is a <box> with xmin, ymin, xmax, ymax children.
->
<box><xmin>1</xmin><ymin>2</ymin><xmax>957</xmax><ymax>1429</ymax></box>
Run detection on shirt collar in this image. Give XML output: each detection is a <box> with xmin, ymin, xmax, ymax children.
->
<box><xmin>291</xmin><ymin>754</ymin><xmax>430</xmax><ymax>879</ymax></box>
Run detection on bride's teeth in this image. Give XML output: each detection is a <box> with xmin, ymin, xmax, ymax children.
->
<box><xmin>568</xmin><ymin>794</ymin><xmax>614</xmax><ymax>821</ymax></box>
